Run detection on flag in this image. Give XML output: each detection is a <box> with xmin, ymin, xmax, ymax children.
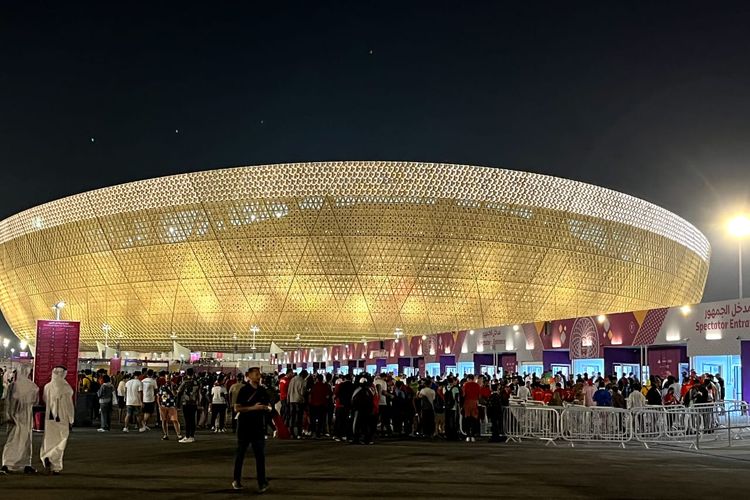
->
<box><xmin>173</xmin><ymin>341</ymin><xmax>191</xmax><ymax>361</ymax></box>
<box><xmin>269</xmin><ymin>341</ymin><xmax>284</xmax><ymax>355</ymax></box>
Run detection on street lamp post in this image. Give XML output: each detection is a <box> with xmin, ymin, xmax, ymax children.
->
<box><xmin>728</xmin><ymin>214</ymin><xmax>750</xmax><ymax>299</ymax></box>
<box><xmin>250</xmin><ymin>324</ymin><xmax>259</xmax><ymax>352</ymax></box>
<box><xmin>52</xmin><ymin>301</ymin><xmax>65</xmax><ymax>320</ymax></box>
<box><xmin>102</xmin><ymin>323</ymin><xmax>112</xmax><ymax>356</ymax></box>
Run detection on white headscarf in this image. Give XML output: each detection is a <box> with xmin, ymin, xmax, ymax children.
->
<box><xmin>47</xmin><ymin>367</ymin><xmax>73</xmax><ymax>421</ymax></box>
<box><xmin>5</xmin><ymin>364</ymin><xmax>38</xmax><ymax>418</ymax></box>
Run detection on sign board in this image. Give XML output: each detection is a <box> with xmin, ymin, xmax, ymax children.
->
<box><xmin>33</xmin><ymin>320</ymin><xmax>80</xmax><ymax>394</ymax></box>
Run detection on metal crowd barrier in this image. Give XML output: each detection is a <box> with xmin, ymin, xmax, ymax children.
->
<box><xmin>503</xmin><ymin>404</ymin><xmax>561</xmax><ymax>445</ymax></box>
<box><xmin>560</xmin><ymin>405</ymin><xmax>632</xmax><ymax>447</ymax></box>
<box><xmin>493</xmin><ymin>401</ymin><xmax>750</xmax><ymax>450</ymax></box>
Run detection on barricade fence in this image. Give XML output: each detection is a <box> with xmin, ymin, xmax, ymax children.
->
<box><xmin>493</xmin><ymin>401</ymin><xmax>750</xmax><ymax>450</ymax></box>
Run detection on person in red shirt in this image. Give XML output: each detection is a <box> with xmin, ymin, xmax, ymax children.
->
<box><xmin>308</xmin><ymin>374</ymin><xmax>332</xmax><ymax>438</ymax></box>
<box><xmin>279</xmin><ymin>369</ymin><xmax>293</xmax><ymax>429</ymax></box>
<box><xmin>531</xmin><ymin>386</ymin><xmax>545</xmax><ymax>402</ymax></box>
<box><xmin>462</xmin><ymin>375</ymin><xmax>481</xmax><ymax>442</ymax></box>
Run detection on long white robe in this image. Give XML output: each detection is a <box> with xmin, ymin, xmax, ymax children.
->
<box><xmin>40</xmin><ymin>368</ymin><xmax>74</xmax><ymax>472</ymax></box>
<box><xmin>1</xmin><ymin>365</ymin><xmax>38</xmax><ymax>471</ymax></box>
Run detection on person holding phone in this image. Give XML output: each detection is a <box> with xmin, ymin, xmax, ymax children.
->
<box><xmin>232</xmin><ymin>367</ymin><xmax>271</xmax><ymax>494</ymax></box>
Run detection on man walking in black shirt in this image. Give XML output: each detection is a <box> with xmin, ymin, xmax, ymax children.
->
<box><xmin>233</xmin><ymin>367</ymin><xmax>271</xmax><ymax>493</ymax></box>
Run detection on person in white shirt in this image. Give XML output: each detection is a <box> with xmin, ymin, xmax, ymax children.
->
<box><xmin>116</xmin><ymin>375</ymin><xmax>127</xmax><ymax>424</ymax></box>
<box><xmin>210</xmin><ymin>379</ymin><xmax>228</xmax><ymax>432</ymax></box>
<box><xmin>627</xmin><ymin>384</ymin><xmax>647</xmax><ymax>409</ymax></box>
<box><xmin>141</xmin><ymin>369</ymin><xmax>157</xmax><ymax>430</ymax></box>
<box><xmin>417</xmin><ymin>381</ymin><xmax>437</xmax><ymax>437</ymax></box>
<box><xmin>123</xmin><ymin>373</ymin><xmax>145</xmax><ymax>433</ymax></box>
<box><xmin>517</xmin><ymin>381</ymin><xmax>532</xmax><ymax>401</ymax></box>
<box><xmin>373</xmin><ymin>374</ymin><xmax>390</xmax><ymax>435</ymax></box>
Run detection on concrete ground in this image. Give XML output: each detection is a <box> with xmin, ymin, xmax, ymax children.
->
<box><xmin>2</xmin><ymin>427</ymin><xmax>750</xmax><ymax>499</ymax></box>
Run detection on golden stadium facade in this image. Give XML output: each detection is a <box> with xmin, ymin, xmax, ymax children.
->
<box><xmin>0</xmin><ymin>162</ymin><xmax>710</xmax><ymax>352</ymax></box>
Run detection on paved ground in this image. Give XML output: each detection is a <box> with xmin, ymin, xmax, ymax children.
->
<box><xmin>2</xmin><ymin>427</ymin><xmax>750</xmax><ymax>499</ymax></box>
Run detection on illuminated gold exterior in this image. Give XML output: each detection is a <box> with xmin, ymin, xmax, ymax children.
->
<box><xmin>0</xmin><ymin>162</ymin><xmax>709</xmax><ymax>351</ymax></box>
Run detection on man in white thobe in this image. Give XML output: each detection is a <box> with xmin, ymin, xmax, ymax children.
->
<box><xmin>40</xmin><ymin>366</ymin><xmax>74</xmax><ymax>475</ymax></box>
<box><xmin>1</xmin><ymin>364</ymin><xmax>38</xmax><ymax>474</ymax></box>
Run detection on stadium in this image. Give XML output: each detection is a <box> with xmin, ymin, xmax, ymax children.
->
<box><xmin>0</xmin><ymin>161</ymin><xmax>710</xmax><ymax>352</ymax></box>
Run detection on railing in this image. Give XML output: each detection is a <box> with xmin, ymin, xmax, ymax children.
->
<box><xmin>560</xmin><ymin>405</ymin><xmax>632</xmax><ymax>447</ymax></box>
<box><xmin>498</xmin><ymin>400</ymin><xmax>750</xmax><ymax>450</ymax></box>
<box><xmin>504</xmin><ymin>403</ymin><xmax>561</xmax><ymax>445</ymax></box>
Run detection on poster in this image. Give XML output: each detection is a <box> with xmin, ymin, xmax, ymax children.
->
<box><xmin>33</xmin><ymin>320</ymin><xmax>80</xmax><ymax>394</ymax></box>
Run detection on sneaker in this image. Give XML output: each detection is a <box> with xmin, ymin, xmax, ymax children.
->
<box><xmin>25</xmin><ymin>465</ymin><xmax>37</xmax><ymax>474</ymax></box>
<box><xmin>466</xmin><ymin>437</ymin><xmax>471</xmax><ymax>442</ymax></box>
<box><xmin>122</xmin><ymin>427</ymin><xmax>129</xmax><ymax>433</ymax></box>
<box><xmin>231</xmin><ymin>480</ymin><xmax>243</xmax><ymax>490</ymax></box>
<box><xmin>178</xmin><ymin>437</ymin><xmax>189</xmax><ymax>443</ymax></box>
<box><xmin>333</xmin><ymin>437</ymin><xmax>341</xmax><ymax>442</ymax></box>
<box><xmin>139</xmin><ymin>427</ymin><xmax>147</xmax><ymax>433</ymax></box>
<box><xmin>162</xmin><ymin>435</ymin><xmax>169</xmax><ymax>441</ymax></box>
<box><xmin>471</xmin><ymin>437</ymin><xmax>476</xmax><ymax>442</ymax></box>
<box><xmin>258</xmin><ymin>482</ymin><xmax>270</xmax><ymax>494</ymax></box>
<box><xmin>177</xmin><ymin>435</ymin><xmax>184</xmax><ymax>441</ymax></box>
<box><xmin>97</xmin><ymin>428</ymin><xmax>106</xmax><ymax>433</ymax></box>
<box><xmin>186</xmin><ymin>437</ymin><xmax>195</xmax><ymax>443</ymax></box>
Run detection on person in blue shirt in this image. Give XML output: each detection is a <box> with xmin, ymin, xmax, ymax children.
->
<box><xmin>593</xmin><ymin>381</ymin><xmax>612</xmax><ymax>407</ymax></box>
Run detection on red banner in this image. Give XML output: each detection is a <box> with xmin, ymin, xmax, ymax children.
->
<box><xmin>33</xmin><ymin>320</ymin><xmax>80</xmax><ymax>394</ymax></box>
<box><xmin>110</xmin><ymin>357</ymin><xmax>122</xmax><ymax>374</ymax></box>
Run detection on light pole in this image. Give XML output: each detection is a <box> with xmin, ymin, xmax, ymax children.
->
<box><xmin>102</xmin><ymin>323</ymin><xmax>111</xmax><ymax>355</ymax></box>
<box><xmin>51</xmin><ymin>301</ymin><xmax>65</xmax><ymax>320</ymax></box>
<box><xmin>728</xmin><ymin>214</ymin><xmax>750</xmax><ymax>298</ymax></box>
<box><xmin>250</xmin><ymin>324</ymin><xmax>259</xmax><ymax>352</ymax></box>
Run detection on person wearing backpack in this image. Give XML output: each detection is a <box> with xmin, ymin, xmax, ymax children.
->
<box><xmin>444</xmin><ymin>376</ymin><xmax>460</xmax><ymax>440</ymax></box>
<box><xmin>351</xmin><ymin>377</ymin><xmax>375</xmax><ymax>444</ymax></box>
<box><xmin>433</xmin><ymin>383</ymin><xmax>445</xmax><ymax>437</ymax></box>
<box><xmin>177</xmin><ymin>368</ymin><xmax>200</xmax><ymax>442</ymax></box>
<box><xmin>417</xmin><ymin>380</ymin><xmax>436</xmax><ymax>438</ymax></box>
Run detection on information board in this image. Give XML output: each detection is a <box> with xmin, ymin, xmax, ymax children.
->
<box><xmin>33</xmin><ymin>320</ymin><xmax>80</xmax><ymax>394</ymax></box>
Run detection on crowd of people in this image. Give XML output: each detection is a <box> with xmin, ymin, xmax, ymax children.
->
<box><xmin>72</xmin><ymin>365</ymin><xmax>730</xmax><ymax>445</ymax></box>
<box><xmin>509</xmin><ymin>369</ymin><xmax>727</xmax><ymax>410</ymax></box>
<box><xmin>0</xmin><ymin>362</ymin><xmax>733</xmax><ymax>491</ymax></box>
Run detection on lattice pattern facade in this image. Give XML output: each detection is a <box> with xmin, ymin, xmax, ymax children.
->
<box><xmin>0</xmin><ymin>162</ymin><xmax>709</xmax><ymax>351</ymax></box>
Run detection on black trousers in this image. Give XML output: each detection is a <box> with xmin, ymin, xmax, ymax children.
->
<box><xmin>234</xmin><ymin>434</ymin><xmax>266</xmax><ymax>487</ymax></box>
<box><xmin>445</xmin><ymin>409</ymin><xmax>459</xmax><ymax>440</ymax></box>
<box><xmin>421</xmin><ymin>409</ymin><xmax>435</xmax><ymax>437</ymax></box>
<box><xmin>183</xmin><ymin>404</ymin><xmax>197</xmax><ymax>438</ymax></box>
<box><xmin>289</xmin><ymin>402</ymin><xmax>304</xmax><ymax>437</ymax></box>
<box><xmin>334</xmin><ymin>407</ymin><xmax>349</xmax><ymax>439</ymax></box>
<box><xmin>212</xmin><ymin>404</ymin><xmax>227</xmax><ymax>429</ymax></box>
<box><xmin>310</xmin><ymin>405</ymin><xmax>326</xmax><ymax>436</ymax></box>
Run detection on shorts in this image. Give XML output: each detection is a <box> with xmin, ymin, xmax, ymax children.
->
<box><xmin>126</xmin><ymin>405</ymin><xmax>141</xmax><ymax>417</ymax></box>
<box><xmin>463</xmin><ymin>400</ymin><xmax>479</xmax><ymax>419</ymax></box>
<box><xmin>159</xmin><ymin>406</ymin><xmax>179</xmax><ymax>422</ymax></box>
<box><xmin>117</xmin><ymin>396</ymin><xmax>126</xmax><ymax>409</ymax></box>
<box><xmin>143</xmin><ymin>402</ymin><xmax>156</xmax><ymax>414</ymax></box>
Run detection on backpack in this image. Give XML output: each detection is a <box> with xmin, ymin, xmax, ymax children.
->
<box><xmin>433</xmin><ymin>391</ymin><xmax>445</xmax><ymax>413</ymax></box>
<box><xmin>180</xmin><ymin>379</ymin><xmax>200</xmax><ymax>405</ymax></box>
<box><xmin>352</xmin><ymin>387</ymin><xmax>372</xmax><ymax>412</ymax></box>
<box><xmin>444</xmin><ymin>387</ymin><xmax>456</xmax><ymax>410</ymax></box>
<box><xmin>88</xmin><ymin>377</ymin><xmax>100</xmax><ymax>394</ymax></box>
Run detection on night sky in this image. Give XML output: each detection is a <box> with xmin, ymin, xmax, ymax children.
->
<box><xmin>1</xmin><ymin>1</ymin><xmax>749</xmax><ymax>336</ymax></box>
